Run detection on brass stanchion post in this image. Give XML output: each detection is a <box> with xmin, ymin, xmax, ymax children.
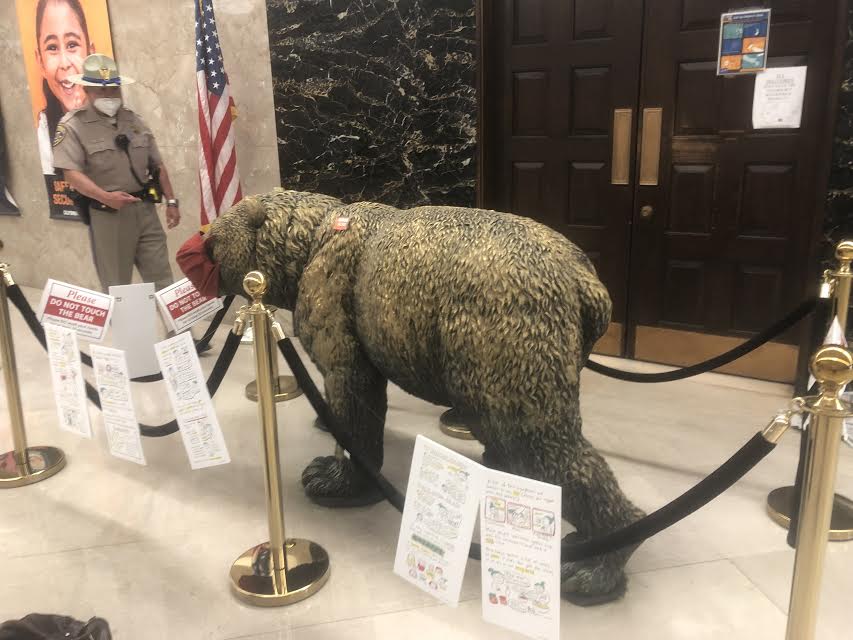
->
<box><xmin>785</xmin><ymin>345</ymin><xmax>853</xmax><ymax>639</ymax></box>
<box><xmin>767</xmin><ymin>240</ymin><xmax>853</xmax><ymax>540</ymax></box>
<box><xmin>230</xmin><ymin>271</ymin><xmax>329</xmax><ymax>606</ymax></box>
<box><xmin>0</xmin><ymin>264</ymin><xmax>65</xmax><ymax>488</ymax></box>
<box><xmin>244</xmin><ymin>311</ymin><xmax>302</xmax><ymax>403</ymax></box>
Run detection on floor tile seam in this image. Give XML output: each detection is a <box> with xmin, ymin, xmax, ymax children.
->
<box><xmin>726</xmin><ymin>557</ymin><xmax>789</xmax><ymax>617</ymax></box>
<box><xmin>286</xmin><ymin>596</ymin><xmax>478</xmax><ymax>633</ymax></box>
<box><xmin>624</xmin><ymin>556</ymin><xmax>732</xmax><ymax>576</ymax></box>
<box><xmin>8</xmin><ymin>538</ymin><xmax>143</xmax><ymax>560</ymax></box>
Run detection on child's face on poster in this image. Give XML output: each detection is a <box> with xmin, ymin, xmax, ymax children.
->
<box><xmin>36</xmin><ymin>1</ymin><xmax>92</xmax><ymax>112</ymax></box>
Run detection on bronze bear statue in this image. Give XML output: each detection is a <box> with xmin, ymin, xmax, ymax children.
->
<box><xmin>184</xmin><ymin>188</ymin><xmax>645</xmax><ymax>605</ymax></box>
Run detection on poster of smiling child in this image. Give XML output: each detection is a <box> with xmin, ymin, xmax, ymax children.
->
<box><xmin>15</xmin><ymin>0</ymin><xmax>114</xmax><ymax>220</ymax></box>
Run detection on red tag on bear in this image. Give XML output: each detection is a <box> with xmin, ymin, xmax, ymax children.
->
<box><xmin>333</xmin><ymin>217</ymin><xmax>350</xmax><ymax>231</ymax></box>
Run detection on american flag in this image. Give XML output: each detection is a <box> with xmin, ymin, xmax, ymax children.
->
<box><xmin>195</xmin><ymin>0</ymin><xmax>242</xmax><ymax>228</ymax></box>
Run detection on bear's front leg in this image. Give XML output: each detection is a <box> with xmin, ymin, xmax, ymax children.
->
<box><xmin>302</xmin><ymin>363</ymin><xmax>388</xmax><ymax>507</ymax></box>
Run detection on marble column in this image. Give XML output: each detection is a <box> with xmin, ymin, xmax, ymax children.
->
<box><xmin>266</xmin><ymin>0</ymin><xmax>477</xmax><ymax>208</ymax></box>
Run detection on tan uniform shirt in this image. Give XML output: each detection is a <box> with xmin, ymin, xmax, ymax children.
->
<box><xmin>52</xmin><ymin>104</ymin><xmax>163</xmax><ymax>194</ymax></box>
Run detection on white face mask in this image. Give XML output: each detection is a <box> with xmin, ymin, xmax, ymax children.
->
<box><xmin>94</xmin><ymin>97</ymin><xmax>122</xmax><ymax>117</ymax></box>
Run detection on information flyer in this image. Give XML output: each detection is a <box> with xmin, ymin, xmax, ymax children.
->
<box><xmin>155</xmin><ymin>277</ymin><xmax>223</xmax><ymax>334</ymax></box>
<box><xmin>154</xmin><ymin>332</ymin><xmax>230</xmax><ymax>469</ymax></box>
<box><xmin>717</xmin><ymin>9</ymin><xmax>771</xmax><ymax>76</ymax></box>
<box><xmin>753</xmin><ymin>66</ymin><xmax>807</xmax><ymax>129</ymax></box>
<box><xmin>480</xmin><ymin>469</ymin><xmax>561</xmax><ymax>640</ymax></box>
<box><xmin>91</xmin><ymin>345</ymin><xmax>146</xmax><ymax>465</ymax></box>
<box><xmin>393</xmin><ymin>435</ymin><xmax>485</xmax><ymax>606</ymax></box>
<box><xmin>45</xmin><ymin>323</ymin><xmax>91</xmax><ymax>438</ymax></box>
<box><xmin>38</xmin><ymin>279</ymin><xmax>114</xmax><ymax>342</ymax></box>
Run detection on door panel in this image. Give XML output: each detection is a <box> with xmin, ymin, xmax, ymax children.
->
<box><xmin>481</xmin><ymin>0</ymin><xmax>840</xmax><ymax>379</ymax></box>
<box><xmin>484</xmin><ymin>0</ymin><xmax>644</xmax><ymax>355</ymax></box>
<box><xmin>629</xmin><ymin>0</ymin><xmax>838</xmax><ymax>380</ymax></box>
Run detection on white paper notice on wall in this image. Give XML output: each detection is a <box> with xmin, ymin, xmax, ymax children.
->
<box><xmin>481</xmin><ymin>469</ymin><xmax>561</xmax><ymax>640</ymax></box>
<box><xmin>752</xmin><ymin>66</ymin><xmax>807</xmax><ymax>129</ymax></box>
<box><xmin>91</xmin><ymin>346</ymin><xmax>146</xmax><ymax>465</ymax></box>
<box><xmin>45</xmin><ymin>323</ymin><xmax>92</xmax><ymax>438</ymax></box>
<box><xmin>154</xmin><ymin>332</ymin><xmax>230</xmax><ymax>469</ymax></box>
<box><xmin>393</xmin><ymin>435</ymin><xmax>485</xmax><ymax>606</ymax></box>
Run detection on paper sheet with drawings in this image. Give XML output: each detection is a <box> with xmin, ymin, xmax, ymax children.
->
<box><xmin>91</xmin><ymin>345</ymin><xmax>146</xmax><ymax>465</ymax></box>
<box><xmin>752</xmin><ymin>66</ymin><xmax>807</xmax><ymax>129</ymax></box>
<box><xmin>481</xmin><ymin>468</ymin><xmax>561</xmax><ymax>640</ymax></box>
<box><xmin>45</xmin><ymin>323</ymin><xmax>92</xmax><ymax>438</ymax></box>
<box><xmin>393</xmin><ymin>435</ymin><xmax>485</xmax><ymax>606</ymax></box>
<box><xmin>154</xmin><ymin>332</ymin><xmax>230</xmax><ymax>469</ymax></box>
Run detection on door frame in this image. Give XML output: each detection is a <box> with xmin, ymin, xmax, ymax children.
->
<box><xmin>475</xmin><ymin>0</ymin><xmax>849</xmax><ymax>386</ymax></box>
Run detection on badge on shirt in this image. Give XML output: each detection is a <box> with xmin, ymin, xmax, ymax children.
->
<box><xmin>333</xmin><ymin>217</ymin><xmax>350</xmax><ymax>231</ymax></box>
<box><xmin>52</xmin><ymin>124</ymin><xmax>66</xmax><ymax>147</ymax></box>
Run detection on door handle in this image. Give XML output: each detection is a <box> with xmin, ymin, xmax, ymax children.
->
<box><xmin>611</xmin><ymin>108</ymin><xmax>632</xmax><ymax>185</ymax></box>
<box><xmin>640</xmin><ymin>205</ymin><xmax>654</xmax><ymax>220</ymax></box>
<box><xmin>639</xmin><ymin>107</ymin><xmax>663</xmax><ymax>186</ymax></box>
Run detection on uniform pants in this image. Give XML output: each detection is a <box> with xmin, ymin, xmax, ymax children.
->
<box><xmin>89</xmin><ymin>201</ymin><xmax>173</xmax><ymax>292</ymax></box>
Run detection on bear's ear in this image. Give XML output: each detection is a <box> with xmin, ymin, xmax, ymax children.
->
<box><xmin>243</xmin><ymin>196</ymin><xmax>268</xmax><ymax>229</ymax></box>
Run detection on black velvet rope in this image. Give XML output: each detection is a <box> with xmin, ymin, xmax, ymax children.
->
<box><xmin>557</xmin><ymin>433</ymin><xmax>775</xmax><ymax>560</ymax></box>
<box><xmin>7</xmin><ymin>284</ymin><xmax>234</xmax><ymax>383</ymax></box>
<box><xmin>6</xmin><ymin>283</ymin><xmax>241</xmax><ymax>437</ymax></box>
<box><xmin>277</xmin><ymin>336</ymin><xmax>778</xmax><ymax>562</ymax></box>
<box><xmin>586</xmin><ymin>297</ymin><xmax>817</xmax><ymax>383</ymax></box>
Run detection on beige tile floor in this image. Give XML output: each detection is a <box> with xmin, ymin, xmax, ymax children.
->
<box><xmin>1</xmin><ymin>286</ymin><xmax>851</xmax><ymax>639</ymax></box>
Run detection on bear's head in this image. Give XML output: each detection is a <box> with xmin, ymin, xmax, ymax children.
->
<box><xmin>178</xmin><ymin>189</ymin><xmax>344</xmax><ymax>309</ymax></box>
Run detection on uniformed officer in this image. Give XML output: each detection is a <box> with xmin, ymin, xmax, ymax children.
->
<box><xmin>52</xmin><ymin>54</ymin><xmax>180</xmax><ymax>292</ymax></box>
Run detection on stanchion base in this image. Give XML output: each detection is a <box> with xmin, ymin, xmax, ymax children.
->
<box><xmin>230</xmin><ymin>538</ymin><xmax>330</xmax><ymax>606</ymax></box>
<box><xmin>766</xmin><ymin>486</ymin><xmax>853</xmax><ymax>541</ymax></box>
<box><xmin>245</xmin><ymin>376</ymin><xmax>303</xmax><ymax>403</ymax></box>
<box><xmin>0</xmin><ymin>446</ymin><xmax>66</xmax><ymax>489</ymax></box>
<box><xmin>439</xmin><ymin>409</ymin><xmax>478</xmax><ymax>441</ymax></box>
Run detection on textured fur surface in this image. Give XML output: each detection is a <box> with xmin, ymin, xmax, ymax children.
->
<box><xmin>203</xmin><ymin>189</ymin><xmax>644</xmax><ymax>601</ymax></box>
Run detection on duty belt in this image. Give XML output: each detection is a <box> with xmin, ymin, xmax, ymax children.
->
<box><xmin>90</xmin><ymin>189</ymin><xmax>154</xmax><ymax>212</ymax></box>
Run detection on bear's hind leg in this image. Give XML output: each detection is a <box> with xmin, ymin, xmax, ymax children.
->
<box><xmin>512</xmin><ymin>426</ymin><xmax>645</xmax><ymax>606</ymax></box>
<box><xmin>557</xmin><ymin>434</ymin><xmax>644</xmax><ymax>605</ymax></box>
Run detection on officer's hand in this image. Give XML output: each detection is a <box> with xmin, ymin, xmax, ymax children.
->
<box><xmin>102</xmin><ymin>191</ymin><xmax>141</xmax><ymax>211</ymax></box>
<box><xmin>166</xmin><ymin>205</ymin><xmax>181</xmax><ymax>229</ymax></box>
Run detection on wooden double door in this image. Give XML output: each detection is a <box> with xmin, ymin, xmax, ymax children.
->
<box><xmin>481</xmin><ymin>0</ymin><xmax>843</xmax><ymax>382</ymax></box>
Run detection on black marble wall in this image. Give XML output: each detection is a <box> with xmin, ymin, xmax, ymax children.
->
<box><xmin>266</xmin><ymin>0</ymin><xmax>477</xmax><ymax>208</ymax></box>
<box><xmin>824</xmin><ymin>1</ymin><xmax>853</xmax><ymax>243</ymax></box>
